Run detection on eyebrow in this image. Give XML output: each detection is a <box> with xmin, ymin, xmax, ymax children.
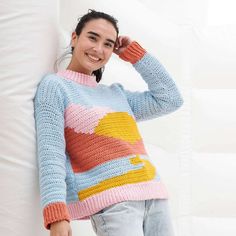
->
<box><xmin>87</xmin><ymin>31</ymin><xmax>116</xmax><ymax>45</ymax></box>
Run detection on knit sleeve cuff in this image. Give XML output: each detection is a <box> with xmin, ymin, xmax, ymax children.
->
<box><xmin>43</xmin><ymin>202</ymin><xmax>70</xmax><ymax>230</ymax></box>
<box><xmin>119</xmin><ymin>41</ymin><xmax>146</xmax><ymax>64</ymax></box>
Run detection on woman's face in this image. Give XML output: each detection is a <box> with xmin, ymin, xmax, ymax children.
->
<box><xmin>69</xmin><ymin>18</ymin><xmax>117</xmax><ymax>74</ymax></box>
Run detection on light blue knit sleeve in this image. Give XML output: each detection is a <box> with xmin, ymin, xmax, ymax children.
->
<box><xmin>34</xmin><ymin>75</ymin><xmax>67</xmax><ymax>209</ymax></box>
<box><xmin>114</xmin><ymin>53</ymin><xmax>184</xmax><ymax>122</ymax></box>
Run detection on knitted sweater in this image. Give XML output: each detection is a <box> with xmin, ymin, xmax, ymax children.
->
<box><xmin>34</xmin><ymin>42</ymin><xmax>184</xmax><ymax>230</ymax></box>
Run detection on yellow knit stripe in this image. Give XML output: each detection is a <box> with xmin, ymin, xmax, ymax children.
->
<box><xmin>94</xmin><ymin>112</ymin><xmax>141</xmax><ymax>144</ymax></box>
<box><xmin>78</xmin><ymin>157</ymin><xmax>156</xmax><ymax>200</ymax></box>
<box><xmin>130</xmin><ymin>155</ymin><xmax>143</xmax><ymax>165</ymax></box>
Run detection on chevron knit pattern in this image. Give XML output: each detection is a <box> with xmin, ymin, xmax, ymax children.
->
<box><xmin>34</xmin><ymin>41</ymin><xmax>184</xmax><ymax>230</ymax></box>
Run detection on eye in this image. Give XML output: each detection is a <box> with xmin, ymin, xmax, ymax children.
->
<box><xmin>105</xmin><ymin>42</ymin><xmax>113</xmax><ymax>48</ymax></box>
<box><xmin>88</xmin><ymin>36</ymin><xmax>96</xmax><ymax>41</ymax></box>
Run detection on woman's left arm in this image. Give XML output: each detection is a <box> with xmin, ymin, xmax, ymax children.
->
<box><xmin>114</xmin><ymin>39</ymin><xmax>184</xmax><ymax>122</ymax></box>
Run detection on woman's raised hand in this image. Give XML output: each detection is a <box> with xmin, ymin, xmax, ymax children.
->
<box><xmin>113</xmin><ymin>35</ymin><xmax>133</xmax><ymax>55</ymax></box>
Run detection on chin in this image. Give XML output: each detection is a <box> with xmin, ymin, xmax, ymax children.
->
<box><xmin>84</xmin><ymin>63</ymin><xmax>101</xmax><ymax>72</ymax></box>
<box><xmin>88</xmin><ymin>65</ymin><xmax>103</xmax><ymax>73</ymax></box>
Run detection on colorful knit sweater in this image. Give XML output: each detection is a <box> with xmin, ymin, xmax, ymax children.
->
<box><xmin>34</xmin><ymin>42</ymin><xmax>184</xmax><ymax>230</ymax></box>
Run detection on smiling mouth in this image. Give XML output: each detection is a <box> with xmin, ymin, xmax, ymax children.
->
<box><xmin>85</xmin><ymin>53</ymin><xmax>102</xmax><ymax>62</ymax></box>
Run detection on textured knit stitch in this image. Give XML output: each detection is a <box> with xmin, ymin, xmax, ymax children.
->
<box><xmin>34</xmin><ymin>41</ymin><xmax>184</xmax><ymax>230</ymax></box>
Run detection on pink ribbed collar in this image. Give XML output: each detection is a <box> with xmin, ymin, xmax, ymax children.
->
<box><xmin>56</xmin><ymin>69</ymin><xmax>98</xmax><ymax>87</ymax></box>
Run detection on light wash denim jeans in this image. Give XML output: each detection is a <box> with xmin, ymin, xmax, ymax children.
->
<box><xmin>90</xmin><ymin>199</ymin><xmax>175</xmax><ymax>236</ymax></box>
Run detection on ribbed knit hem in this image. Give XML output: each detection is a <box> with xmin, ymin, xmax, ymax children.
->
<box><xmin>67</xmin><ymin>179</ymin><xmax>168</xmax><ymax>220</ymax></box>
<box><xmin>43</xmin><ymin>202</ymin><xmax>70</xmax><ymax>230</ymax></box>
<box><xmin>119</xmin><ymin>41</ymin><xmax>146</xmax><ymax>64</ymax></box>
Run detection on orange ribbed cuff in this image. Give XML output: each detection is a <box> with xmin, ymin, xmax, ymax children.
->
<box><xmin>119</xmin><ymin>41</ymin><xmax>146</xmax><ymax>64</ymax></box>
<box><xmin>43</xmin><ymin>202</ymin><xmax>70</xmax><ymax>230</ymax></box>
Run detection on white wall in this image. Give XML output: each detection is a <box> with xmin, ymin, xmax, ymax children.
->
<box><xmin>0</xmin><ymin>1</ymin><xmax>60</xmax><ymax>236</ymax></box>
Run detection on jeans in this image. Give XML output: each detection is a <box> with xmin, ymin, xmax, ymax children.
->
<box><xmin>90</xmin><ymin>199</ymin><xmax>175</xmax><ymax>236</ymax></box>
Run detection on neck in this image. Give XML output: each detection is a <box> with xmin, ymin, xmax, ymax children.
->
<box><xmin>66</xmin><ymin>61</ymin><xmax>92</xmax><ymax>75</ymax></box>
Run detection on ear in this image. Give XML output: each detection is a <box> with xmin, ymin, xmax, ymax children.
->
<box><xmin>71</xmin><ymin>31</ymin><xmax>78</xmax><ymax>48</ymax></box>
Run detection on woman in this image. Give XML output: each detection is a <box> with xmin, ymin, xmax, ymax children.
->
<box><xmin>34</xmin><ymin>9</ymin><xmax>184</xmax><ymax>236</ymax></box>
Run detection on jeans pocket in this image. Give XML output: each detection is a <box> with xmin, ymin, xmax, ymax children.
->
<box><xmin>90</xmin><ymin>215</ymin><xmax>98</xmax><ymax>234</ymax></box>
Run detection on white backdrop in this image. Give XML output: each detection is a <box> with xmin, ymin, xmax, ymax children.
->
<box><xmin>0</xmin><ymin>0</ymin><xmax>235</xmax><ymax>236</ymax></box>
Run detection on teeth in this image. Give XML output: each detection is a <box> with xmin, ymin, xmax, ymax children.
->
<box><xmin>87</xmin><ymin>54</ymin><xmax>100</xmax><ymax>61</ymax></box>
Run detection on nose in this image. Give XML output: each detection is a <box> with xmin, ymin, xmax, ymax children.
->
<box><xmin>92</xmin><ymin>43</ymin><xmax>103</xmax><ymax>54</ymax></box>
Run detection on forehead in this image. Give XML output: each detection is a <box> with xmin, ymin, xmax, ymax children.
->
<box><xmin>82</xmin><ymin>18</ymin><xmax>117</xmax><ymax>40</ymax></box>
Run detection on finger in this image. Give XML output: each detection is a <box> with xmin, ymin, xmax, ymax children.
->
<box><xmin>120</xmin><ymin>36</ymin><xmax>132</xmax><ymax>48</ymax></box>
<box><xmin>124</xmin><ymin>37</ymin><xmax>132</xmax><ymax>46</ymax></box>
<box><xmin>123</xmin><ymin>38</ymin><xmax>130</xmax><ymax>47</ymax></box>
<box><xmin>119</xmin><ymin>36</ymin><xmax>123</xmax><ymax>47</ymax></box>
<box><xmin>69</xmin><ymin>230</ymin><xmax>72</xmax><ymax>236</ymax></box>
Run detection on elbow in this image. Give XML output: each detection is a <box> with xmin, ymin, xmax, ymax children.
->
<box><xmin>176</xmin><ymin>95</ymin><xmax>184</xmax><ymax>107</ymax></box>
<box><xmin>163</xmin><ymin>95</ymin><xmax>184</xmax><ymax>113</ymax></box>
<box><xmin>171</xmin><ymin>96</ymin><xmax>184</xmax><ymax>111</ymax></box>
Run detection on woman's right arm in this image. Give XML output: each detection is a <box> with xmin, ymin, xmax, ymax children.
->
<box><xmin>34</xmin><ymin>75</ymin><xmax>71</xmax><ymax>233</ymax></box>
